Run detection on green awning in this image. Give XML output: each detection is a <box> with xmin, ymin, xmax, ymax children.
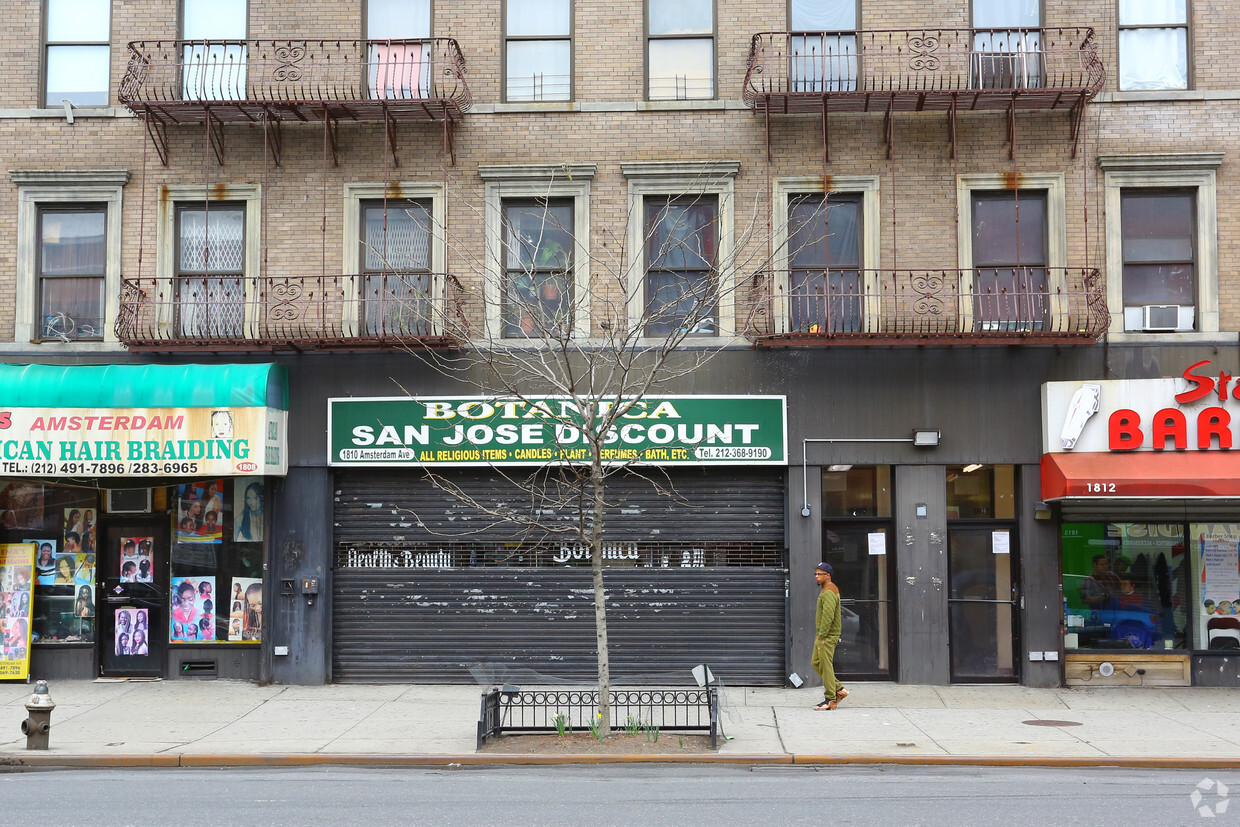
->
<box><xmin>0</xmin><ymin>364</ymin><xmax>288</xmax><ymax>410</ymax></box>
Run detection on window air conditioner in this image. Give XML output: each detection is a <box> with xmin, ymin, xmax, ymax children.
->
<box><xmin>106</xmin><ymin>488</ymin><xmax>153</xmax><ymax>514</ymax></box>
<box><xmin>1141</xmin><ymin>304</ymin><xmax>1191</xmax><ymax>333</ymax></box>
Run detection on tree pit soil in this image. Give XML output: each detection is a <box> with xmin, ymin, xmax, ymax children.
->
<box><xmin>479</xmin><ymin>732</ymin><xmax>716</xmax><ymax>754</ymax></box>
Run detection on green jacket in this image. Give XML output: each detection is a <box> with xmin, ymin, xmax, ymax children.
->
<box><xmin>816</xmin><ymin>587</ymin><xmax>842</xmax><ymax>642</ymax></box>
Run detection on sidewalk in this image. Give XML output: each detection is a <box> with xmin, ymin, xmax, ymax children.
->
<box><xmin>4</xmin><ymin>680</ymin><xmax>1240</xmax><ymax>768</ymax></box>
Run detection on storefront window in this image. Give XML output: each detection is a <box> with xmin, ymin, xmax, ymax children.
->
<box><xmin>822</xmin><ymin>465</ymin><xmax>891</xmax><ymax>518</ymax></box>
<box><xmin>168</xmin><ymin>479</ymin><xmax>264</xmax><ymax>644</ymax></box>
<box><xmin>946</xmin><ymin>465</ymin><xmax>1015</xmax><ymax>519</ymax></box>
<box><xmin>1062</xmin><ymin>523</ymin><xmax>1188</xmax><ymax>651</ymax></box>
<box><xmin>0</xmin><ymin>480</ymin><xmax>98</xmax><ymax>644</ymax></box>
<box><xmin>1189</xmin><ymin>523</ymin><xmax>1240</xmax><ymax>651</ymax></box>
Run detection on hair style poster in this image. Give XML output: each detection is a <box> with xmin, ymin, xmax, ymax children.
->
<box><xmin>0</xmin><ymin>543</ymin><xmax>37</xmax><ymax>678</ymax></box>
<box><xmin>170</xmin><ymin>576</ymin><xmax>216</xmax><ymax>642</ymax></box>
<box><xmin>176</xmin><ymin>481</ymin><xmax>225</xmax><ymax>544</ymax></box>
<box><xmin>234</xmin><ymin>478</ymin><xmax>264</xmax><ymax>543</ymax></box>
<box><xmin>0</xmin><ymin>483</ymin><xmax>43</xmax><ymax>530</ymax></box>
<box><xmin>63</xmin><ymin>508</ymin><xmax>95</xmax><ymax>555</ymax></box>
<box><xmin>120</xmin><ymin>537</ymin><xmax>155</xmax><ymax>583</ymax></box>
<box><xmin>30</xmin><ymin>539</ymin><xmax>58</xmax><ymax>585</ymax></box>
<box><xmin>114</xmin><ymin>608</ymin><xmax>149</xmax><ymax>656</ymax></box>
<box><xmin>230</xmin><ymin>577</ymin><xmax>262</xmax><ymax>642</ymax></box>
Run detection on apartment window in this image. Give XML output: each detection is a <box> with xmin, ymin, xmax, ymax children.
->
<box><xmin>790</xmin><ymin>0</ymin><xmax>856</xmax><ymax>92</ymax></box>
<box><xmin>643</xmin><ymin>196</ymin><xmax>718</xmax><ymax>336</ymax></box>
<box><xmin>502</xmin><ymin>200</ymin><xmax>573</xmax><ymax>337</ymax></box>
<box><xmin>1118</xmin><ymin>0</ymin><xmax>1188</xmax><ymax>91</ymax></box>
<box><xmin>506</xmin><ymin>0</ymin><xmax>571</xmax><ymax>101</ymax></box>
<box><xmin>181</xmin><ymin>0</ymin><xmax>247</xmax><ymax>102</ymax></box>
<box><xmin>971</xmin><ymin>191</ymin><xmax>1048</xmax><ymax>331</ymax></box>
<box><xmin>37</xmin><ymin>207</ymin><xmax>106</xmax><ymax>341</ymax></box>
<box><xmin>972</xmin><ymin>0</ymin><xmax>1042</xmax><ymax>89</ymax></box>
<box><xmin>788</xmin><ymin>194</ymin><xmax>861</xmax><ymax>333</ymax></box>
<box><xmin>367</xmin><ymin>0</ymin><xmax>431</xmax><ymax>99</ymax></box>
<box><xmin>1120</xmin><ymin>191</ymin><xmax>1195</xmax><ymax>331</ymax></box>
<box><xmin>13</xmin><ymin>170</ymin><xmax>126</xmax><ymax>346</ymax></box>
<box><xmin>647</xmin><ymin>0</ymin><xmax>713</xmax><ymax>100</ymax></box>
<box><xmin>1100</xmin><ymin>154</ymin><xmax>1219</xmax><ymax>335</ymax></box>
<box><xmin>44</xmin><ymin>0</ymin><xmax>110</xmax><ymax>107</ymax></box>
<box><xmin>360</xmin><ymin>199</ymin><xmax>433</xmax><ymax>336</ymax></box>
<box><xmin>176</xmin><ymin>203</ymin><xmax>245</xmax><ymax>338</ymax></box>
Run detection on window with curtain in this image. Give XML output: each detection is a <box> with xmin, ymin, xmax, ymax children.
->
<box><xmin>790</xmin><ymin>0</ymin><xmax>857</xmax><ymax>92</ymax></box>
<box><xmin>787</xmin><ymin>193</ymin><xmax>861</xmax><ymax>333</ymax></box>
<box><xmin>44</xmin><ymin>0</ymin><xmax>110</xmax><ymax>107</ymax></box>
<box><xmin>971</xmin><ymin>191</ymin><xmax>1048</xmax><ymax>331</ymax></box>
<box><xmin>1119</xmin><ymin>0</ymin><xmax>1188</xmax><ymax>91</ymax></box>
<box><xmin>506</xmin><ymin>0</ymin><xmax>571</xmax><ymax>101</ymax></box>
<box><xmin>367</xmin><ymin>0</ymin><xmax>431</xmax><ymax>99</ymax></box>
<box><xmin>360</xmin><ymin>199</ymin><xmax>432</xmax><ymax>337</ymax></box>
<box><xmin>502</xmin><ymin>199</ymin><xmax>573</xmax><ymax>337</ymax></box>
<box><xmin>644</xmin><ymin>196</ymin><xmax>718</xmax><ymax>336</ymax></box>
<box><xmin>181</xmin><ymin>0</ymin><xmax>247</xmax><ymax>102</ymax></box>
<box><xmin>1121</xmin><ymin>189</ymin><xmax>1196</xmax><ymax>330</ymax></box>
<box><xmin>648</xmin><ymin>0</ymin><xmax>713</xmax><ymax>100</ymax></box>
<box><xmin>37</xmin><ymin>206</ymin><xmax>105</xmax><ymax>341</ymax></box>
<box><xmin>176</xmin><ymin>203</ymin><xmax>245</xmax><ymax>339</ymax></box>
<box><xmin>972</xmin><ymin>0</ymin><xmax>1042</xmax><ymax>89</ymax></box>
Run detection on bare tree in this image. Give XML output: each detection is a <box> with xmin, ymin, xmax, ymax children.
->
<box><xmin>363</xmin><ymin>162</ymin><xmax>823</xmax><ymax>734</ymax></box>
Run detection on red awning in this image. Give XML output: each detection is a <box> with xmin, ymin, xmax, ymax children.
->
<box><xmin>1042</xmin><ymin>452</ymin><xmax>1240</xmax><ymax>500</ymax></box>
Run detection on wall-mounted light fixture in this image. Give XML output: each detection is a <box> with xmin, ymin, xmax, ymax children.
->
<box><xmin>913</xmin><ymin>429</ymin><xmax>940</xmax><ymax>447</ymax></box>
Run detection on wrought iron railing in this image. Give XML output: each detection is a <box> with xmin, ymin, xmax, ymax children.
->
<box><xmin>744</xmin><ymin>28</ymin><xmax>1104</xmax><ymax>112</ymax></box>
<box><xmin>478</xmin><ymin>686</ymin><xmax>722</xmax><ymax>749</ymax></box>
<box><xmin>745</xmin><ymin>267</ymin><xmax>1108</xmax><ymax>343</ymax></box>
<box><xmin>119</xmin><ymin>38</ymin><xmax>471</xmax><ymax>116</ymax></box>
<box><xmin>115</xmin><ymin>271</ymin><xmax>470</xmax><ymax>349</ymax></box>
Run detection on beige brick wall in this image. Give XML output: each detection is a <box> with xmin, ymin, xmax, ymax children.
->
<box><xmin>0</xmin><ymin>0</ymin><xmax>1237</xmax><ymax>344</ymax></box>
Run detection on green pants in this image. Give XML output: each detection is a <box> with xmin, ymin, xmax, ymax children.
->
<box><xmin>811</xmin><ymin>636</ymin><xmax>842</xmax><ymax>700</ymax></box>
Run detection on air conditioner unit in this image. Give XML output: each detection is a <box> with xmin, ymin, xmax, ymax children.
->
<box><xmin>1142</xmin><ymin>304</ymin><xmax>1192</xmax><ymax>332</ymax></box>
<box><xmin>106</xmin><ymin>488</ymin><xmax>152</xmax><ymax>514</ymax></box>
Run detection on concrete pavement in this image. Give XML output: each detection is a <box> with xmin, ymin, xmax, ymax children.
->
<box><xmin>3</xmin><ymin>679</ymin><xmax>1240</xmax><ymax>768</ymax></box>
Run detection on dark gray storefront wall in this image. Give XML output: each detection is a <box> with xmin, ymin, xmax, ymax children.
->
<box><xmin>269</xmin><ymin>466</ymin><xmax>332</xmax><ymax>685</ymax></box>
<box><xmin>1019</xmin><ymin>463</ymin><xmax>1062</xmax><ymax>688</ymax></box>
<box><xmin>895</xmin><ymin>465</ymin><xmax>949</xmax><ymax>685</ymax></box>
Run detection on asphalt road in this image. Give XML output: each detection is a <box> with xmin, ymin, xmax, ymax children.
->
<box><xmin>0</xmin><ymin>764</ymin><xmax>1229</xmax><ymax>825</ymax></box>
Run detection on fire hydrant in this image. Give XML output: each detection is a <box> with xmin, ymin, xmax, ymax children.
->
<box><xmin>21</xmin><ymin>680</ymin><xmax>55</xmax><ymax>750</ymax></box>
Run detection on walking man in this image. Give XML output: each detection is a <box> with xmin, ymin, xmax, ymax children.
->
<box><xmin>812</xmin><ymin>562</ymin><xmax>848</xmax><ymax>710</ymax></box>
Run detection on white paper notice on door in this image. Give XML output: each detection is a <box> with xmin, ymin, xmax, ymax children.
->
<box><xmin>868</xmin><ymin>532</ymin><xmax>886</xmax><ymax>555</ymax></box>
<box><xmin>992</xmin><ymin>530</ymin><xmax>1010</xmax><ymax>554</ymax></box>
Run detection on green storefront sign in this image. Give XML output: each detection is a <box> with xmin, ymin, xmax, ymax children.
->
<box><xmin>328</xmin><ymin>395</ymin><xmax>787</xmax><ymax>467</ymax></box>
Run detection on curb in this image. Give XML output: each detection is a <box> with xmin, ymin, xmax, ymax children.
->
<box><xmin>6</xmin><ymin>753</ymin><xmax>1240</xmax><ymax>770</ymax></box>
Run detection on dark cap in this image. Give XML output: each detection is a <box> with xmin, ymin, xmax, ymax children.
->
<box><xmin>816</xmin><ymin>562</ymin><xmax>833</xmax><ymax>575</ymax></box>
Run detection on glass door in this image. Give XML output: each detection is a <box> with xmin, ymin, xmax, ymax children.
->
<box><xmin>821</xmin><ymin>465</ymin><xmax>896</xmax><ymax>679</ymax></box>
<box><xmin>99</xmin><ymin>519</ymin><xmax>168</xmax><ymax>677</ymax></box>
<box><xmin>947</xmin><ymin>525</ymin><xmax>1019</xmax><ymax>681</ymax></box>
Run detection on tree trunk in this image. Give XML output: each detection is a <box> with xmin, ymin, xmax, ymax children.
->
<box><xmin>590</xmin><ymin>459</ymin><xmax>611</xmax><ymax>736</ymax></box>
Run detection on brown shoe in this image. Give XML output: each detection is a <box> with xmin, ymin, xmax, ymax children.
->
<box><xmin>835</xmin><ymin>687</ymin><xmax>849</xmax><ymax>703</ymax></box>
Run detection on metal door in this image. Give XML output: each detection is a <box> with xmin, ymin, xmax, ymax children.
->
<box><xmin>822</xmin><ymin>523</ymin><xmax>896</xmax><ymax>679</ymax></box>
<box><xmin>947</xmin><ymin>524</ymin><xmax>1019</xmax><ymax>682</ymax></box>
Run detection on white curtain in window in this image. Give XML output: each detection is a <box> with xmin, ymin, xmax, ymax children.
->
<box><xmin>791</xmin><ymin>0</ymin><xmax>856</xmax><ymax>31</ymax></box>
<box><xmin>1119</xmin><ymin>29</ymin><xmax>1187</xmax><ymax>90</ymax></box>
<box><xmin>973</xmin><ymin>0</ymin><xmax>1039</xmax><ymax>29</ymax></box>
<box><xmin>1118</xmin><ymin>0</ymin><xmax>1187</xmax><ymax>26</ymax></box>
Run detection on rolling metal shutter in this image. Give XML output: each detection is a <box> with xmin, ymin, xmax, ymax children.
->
<box><xmin>332</xmin><ymin>469</ymin><xmax>787</xmax><ymax>684</ymax></box>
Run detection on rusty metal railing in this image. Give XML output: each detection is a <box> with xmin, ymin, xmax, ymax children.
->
<box><xmin>115</xmin><ymin>271</ymin><xmax>471</xmax><ymax>350</ymax></box>
<box><xmin>744</xmin><ymin>267</ymin><xmax>1107</xmax><ymax>344</ymax></box>
<box><xmin>744</xmin><ymin>28</ymin><xmax>1104</xmax><ymax>113</ymax></box>
<box><xmin>119</xmin><ymin>38</ymin><xmax>471</xmax><ymax>118</ymax></box>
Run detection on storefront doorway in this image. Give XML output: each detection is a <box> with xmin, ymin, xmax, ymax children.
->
<box><xmin>99</xmin><ymin>519</ymin><xmax>168</xmax><ymax>677</ymax></box>
<box><xmin>945</xmin><ymin>464</ymin><xmax>1020</xmax><ymax>682</ymax></box>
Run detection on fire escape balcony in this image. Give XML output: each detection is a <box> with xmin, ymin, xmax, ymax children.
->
<box><xmin>119</xmin><ymin>38</ymin><xmax>471</xmax><ymax>164</ymax></box>
<box><xmin>116</xmin><ymin>271</ymin><xmax>471</xmax><ymax>351</ymax></box>
<box><xmin>744</xmin><ymin>28</ymin><xmax>1103</xmax><ymax>115</ymax></box>
<box><xmin>745</xmin><ymin>267</ymin><xmax>1108</xmax><ymax>346</ymax></box>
